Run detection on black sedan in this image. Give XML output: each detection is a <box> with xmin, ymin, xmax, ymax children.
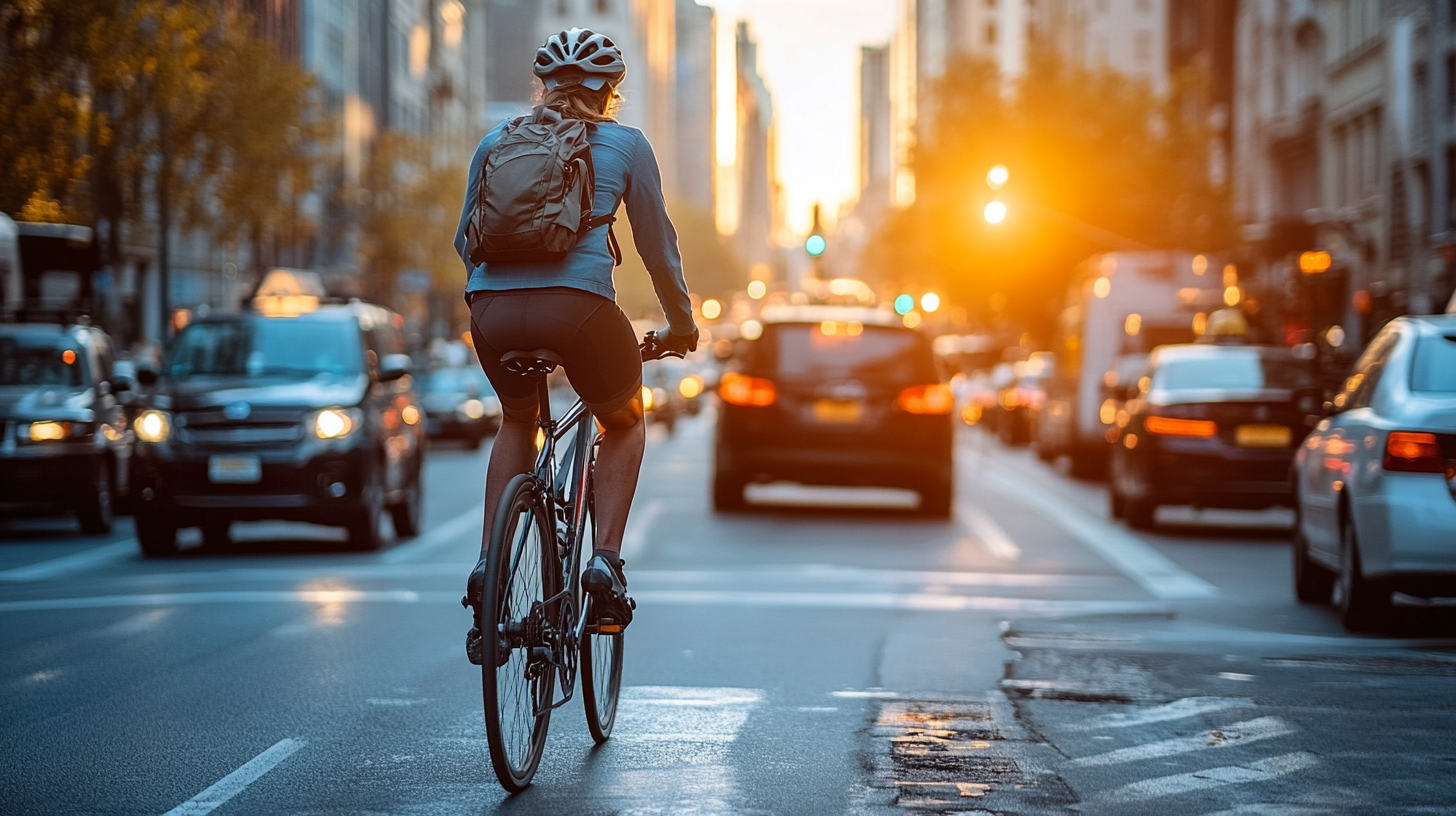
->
<box><xmin>1108</xmin><ymin>343</ymin><xmax>1318</xmax><ymax>529</ymax></box>
<box><xmin>712</xmin><ymin>305</ymin><xmax>954</xmax><ymax>516</ymax></box>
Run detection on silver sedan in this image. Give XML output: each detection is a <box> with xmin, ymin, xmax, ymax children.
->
<box><xmin>1292</xmin><ymin>314</ymin><xmax>1456</xmax><ymax>631</ymax></box>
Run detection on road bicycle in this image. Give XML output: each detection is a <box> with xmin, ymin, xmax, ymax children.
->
<box><xmin>464</xmin><ymin>332</ymin><xmax>684</xmax><ymax>791</ymax></box>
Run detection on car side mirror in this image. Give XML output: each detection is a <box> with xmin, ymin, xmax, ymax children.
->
<box><xmin>378</xmin><ymin>353</ymin><xmax>412</xmax><ymax>382</ymax></box>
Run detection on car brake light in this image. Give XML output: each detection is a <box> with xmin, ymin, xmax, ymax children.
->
<box><xmin>1383</xmin><ymin>431</ymin><xmax>1444</xmax><ymax>473</ymax></box>
<box><xmin>897</xmin><ymin>383</ymin><xmax>954</xmax><ymax>415</ymax></box>
<box><xmin>1145</xmin><ymin>415</ymin><xmax>1217</xmax><ymax>437</ymax></box>
<box><xmin>719</xmin><ymin>372</ymin><xmax>776</xmax><ymax>407</ymax></box>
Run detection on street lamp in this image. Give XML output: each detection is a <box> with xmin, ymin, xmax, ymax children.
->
<box><xmin>920</xmin><ymin>292</ymin><xmax>941</xmax><ymax>313</ymax></box>
<box><xmin>984</xmin><ymin>200</ymin><xmax>1007</xmax><ymax>224</ymax></box>
<box><xmin>987</xmin><ymin>165</ymin><xmax>1009</xmax><ymax>190</ymax></box>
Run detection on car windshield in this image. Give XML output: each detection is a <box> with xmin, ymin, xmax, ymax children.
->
<box><xmin>1153</xmin><ymin>350</ymin><xmax>1311</xmax><ymax>394</ymax></box>
<box><xmin>1410</xmin><ymin>335</ymin><xmax>1456</xmax><ymax>392</ymax></box>
<box><xmin>0</xmin><ymin>337</ymin><xmax>86</xmax><ymax>387</ymax></box>
<box><xmin>769</xmin><ymin>323</ymin><xmax>935</xmax><ymax>383</ymax></box>
<box><xmin>166</xmin><ymin>318</ymin><xmax>363</xmax><ymax>378</ymax></box>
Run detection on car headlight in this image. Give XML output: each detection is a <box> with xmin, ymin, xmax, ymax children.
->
<box><xmin>460</xmin><ymin>399</ymin><xmax>486</xmax><ymax>420</ymax></box>
<box><xmin>26</xmin><ymin>420</ymin><xmax>90</xmax><ymax>441</ymax></box>
<box><xmin>135</xmin><ymin>410</ymin><xmax>172</xmax><ymax>443</ymax></box>
<box><xmin>314</xmin><ymin>408</ymin><xmax>359</xmax><ymax>439</ymax></box>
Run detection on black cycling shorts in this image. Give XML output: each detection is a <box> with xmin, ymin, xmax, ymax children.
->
<box><xmin>468</xmin><ymin>287</ymin><xmax>642</xmax><ymax>413</ymax></box>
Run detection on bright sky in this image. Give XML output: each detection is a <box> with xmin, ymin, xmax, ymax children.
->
<box><xmin>704</xmin><ymin>0</ymin><xmax>898</xmax><ymax>236</ymax></box>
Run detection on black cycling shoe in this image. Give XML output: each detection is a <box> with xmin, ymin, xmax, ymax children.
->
<box><xmin>582</xmin><ymin>554</ymin><xmax>635</xmax><ymax>631</ymax></box>
<box><xmin>461</xmin><ymin>558</ymin><xmax>487</xmax><ymax>666</ymax></box>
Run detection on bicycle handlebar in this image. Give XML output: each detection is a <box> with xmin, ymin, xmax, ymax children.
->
<box><xmin>640</xmin><ymin>331</ymin><xmax>687</xmax><ymax>362</ymax></box>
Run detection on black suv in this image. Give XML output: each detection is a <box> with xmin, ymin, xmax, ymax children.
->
<box><xmin>712</xmin><ymin>305</ymin><xmax>955</xmax><ymax>515</ymax></box>
<box><xmin>130</xmin><ymin>300</ymin><xmax>425</xmax><ymax>553</ymax></box>
<box><xmin>0</xmin><ymin>321</ymin><xmax>133</xmax><ymax>533</ymax></box>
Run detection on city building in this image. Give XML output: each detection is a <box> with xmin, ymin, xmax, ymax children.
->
<box><xmin>674</xmin><ymin>0</ymin><xmax>716</xmax><ymax>215</ymax></box>
<box><xmin>1034</xmin><ymin>0</ymin><xmax>1170</xmax><ymax>95</ymax></box>
<box><xmin>859</xmin><ymin>44</ymin><xmax>894</xmax><ymax>221</ymax></box>
<box><xmin>1232</xmin><ymin>0</ymin><xmax>1456</xmax><ymax>353</ymax></box>
<box><xmin>733</xmin><ymin>21</ymin><xmax>782</xmax><ymax>274</ymax></box>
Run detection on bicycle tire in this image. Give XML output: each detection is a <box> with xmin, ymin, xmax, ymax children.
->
<box><xmin>578</xmin><ymin>501</ymin><xmax>624</xmax><ymax>742</ymax></box>
<box><xmin>482</xmin><ymin>472</ymin><xmax>557</xmax><ymax>791</ymax></box>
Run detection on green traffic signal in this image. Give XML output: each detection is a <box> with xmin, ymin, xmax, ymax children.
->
<box><xmin>805</xmin><ymin>233</ymin><xmax>827</xmax><ymax>257</ymax></box>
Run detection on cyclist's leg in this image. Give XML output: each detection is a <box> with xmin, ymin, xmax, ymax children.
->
<box><xmin>467</xmin><ymin>294</ymin><xmax>543</xmax><ymax>556</ymax></box>
<box><xmin>551</xmin><ymin>295</ymin><xmax>645</xmax><ymax>557</ymax></box>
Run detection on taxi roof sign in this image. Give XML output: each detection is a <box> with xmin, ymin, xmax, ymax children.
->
<box><xmin>252</xmin><ymin>268</ymin><xmax>324</xmax><ymax>316</ymax></box>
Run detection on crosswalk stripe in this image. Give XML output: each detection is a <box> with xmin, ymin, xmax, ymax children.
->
<box><xmin>1066</xmin><ymin>716</ymin><xmax>1293</xmax><ymax>767</ymax></box>
<box><xmin>958</xmin><ymin>505</ymin><xmax>1021</xmax><ymax>560</ymax></box>
<box><xmin>1100</xmin><ymin>751</ymin><xmax>1320</xmax><ymax>803</ymax></box>
<box><xmin>1069</xmin><ymin>697</ymin><xmax>1255</xmax><ymax>731</ymax></box>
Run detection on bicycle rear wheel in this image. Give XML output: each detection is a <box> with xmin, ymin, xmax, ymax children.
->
<box><xmin>578</xmin><ymin>500</ymin><xmax>624</xmax><ymax>742</ymax></box>
<box><xmin>482</xmin><ymin>473</ymin><xmax>557</xmax><ymax>791</ymax></box>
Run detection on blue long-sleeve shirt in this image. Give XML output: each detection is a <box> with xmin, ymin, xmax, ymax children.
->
<box><xmin>453</xmin><ymin>119</ymin><xmax>696</xmax><ymax>335</ymax></box>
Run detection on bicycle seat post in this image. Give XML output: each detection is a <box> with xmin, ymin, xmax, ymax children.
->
<box><xmin>498</xmin><ymin>349</ymin><xmax>566</xmax><ymax>434</ymax></box>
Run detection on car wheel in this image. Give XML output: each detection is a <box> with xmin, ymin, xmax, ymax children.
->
<box><xmin>76</xmin><ymin>459</ymin><xmax>114</xmax><ymax>535</ymax></box>
<box><xmin>1125</xmin><ymin>496</ymin><xmax>1157</xmax><ymax>530</ymax></box>
<box><xmin>712</xmin><ymin>465</ymin><xmax>747</xmax><ymax>512</ymax></box>
<box><xmin>348</xmin><ymin>469</ymin><xmax>387</xmax><ymax>551</ymax></box>
<box><xmin>135</xmin><ymin>509</ymin><xmax>178</xmax><ymax>557</ymax></box>
<box><xmin>389</xmin><ymin>472</ymin><xmax>423</xmax><ymax>538</ymax></box>
<box><xmin>1108</xmin><ymin>483</ymin><xmax>1127</xmax><ymax>519</ymax></box>
<box><xmin>1292</xmin><ymin>503</ymin><xmax>1334</xmax><ymax>604</ymax></box>
<box><xmin>201</xmin><ymin>520</ymin><xmax>231</xmax><ymax>549</ymax></box>
<box><xmin>917</xmin><ymin>478</ymin><xmax>953</xmax><ymax>519</ymax></box>
<box><xmin>1334</xmin><ymin>517</ymin><xmax>1389</xmax><ymax>632</ymax></box>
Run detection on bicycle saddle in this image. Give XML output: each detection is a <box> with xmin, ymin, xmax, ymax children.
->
<box><xmin>500</xmin><ymin>349</ymin><xmax>565</xmax><ymax>376</ymax></box>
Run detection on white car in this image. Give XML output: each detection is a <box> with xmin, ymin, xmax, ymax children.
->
<box><xmin>1292</xmin><ymin>315</ymin><xmax>1456</xmax><ymax>630</ymax></box>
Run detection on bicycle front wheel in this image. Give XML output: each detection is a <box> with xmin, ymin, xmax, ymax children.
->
<box><xmin>482</xmin><ymin>473</ymin><xmax>557</xmax><ymax>791</ymax></box>
<box><xmin>578</xmin><ymin>502</ymin><xmax>624</xmax><ymax>743</ymax></box>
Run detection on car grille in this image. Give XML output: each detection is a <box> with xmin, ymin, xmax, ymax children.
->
<box><xmin>176</xmin><ymin>408</ymin><xmax>306</xmax><ymax>446</ymax></box>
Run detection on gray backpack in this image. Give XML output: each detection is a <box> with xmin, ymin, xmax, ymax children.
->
<box><xmin>464</xmin><ymin>105</ymin><xmax>621</xmax><ymax>266</ymax></box>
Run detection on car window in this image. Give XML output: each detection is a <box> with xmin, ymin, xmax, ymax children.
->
<box><xmin>762</xmin><ymin>324</ymin><xmax>935</xmax><ymax>384</ymax></box>
<box><xmin>167</xmin><ymin>318</ymin><xmax>365</xmax><ymax>378</ymax></box>
<box><xmin>1410</xmin><ymin>334</ymin><xmax>1456</xmax><ymax>392</ymax></box>
<box><xmin>1334</xmin><ymin>327</ymin><xmax>1399</xmax><ymax>410</ymax></box>
<box><xmin>0</xmin><ymin>337</ymin><xmax>86</xmax><ymax>387</ymax></box>
<box><xmin>1152</xmin><ymin>350</ymin><xmax>1311</xmax><ymax>394</ymax></box>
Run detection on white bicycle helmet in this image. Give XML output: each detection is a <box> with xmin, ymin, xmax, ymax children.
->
<box><xmin>534</xmin><ymin>28</ymin><xmax>626</xmax><ymax>91</ymax></box>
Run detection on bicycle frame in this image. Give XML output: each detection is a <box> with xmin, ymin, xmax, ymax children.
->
<box><xmin>506</xmin><ymin>374</ymin><xmax>598</xmax><ymax>714</ymax></box>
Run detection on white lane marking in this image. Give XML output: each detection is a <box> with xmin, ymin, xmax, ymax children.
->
<box><xmin>0</xmin><ymin>588</ymin><xmax>1160</xmax><ymax>614</ymax></box>
<box><xmin>0</xmin><ymin>589</ymin><xmax>423</xmax><ymax>613</ymax></box>
<box><xmin>1200</xmin><ymin>805</ymin><xmax>1334</xmax><ymax>816</ymax></box>
<box><xmin>101</xmin><ymin>609</ymin><xmax>171</xmax><ymax>636</ymax></box>
<box><xmin>1069</xmin><ymin>697</ymin><xmax>1255</xmax><ymax>731</ymax></box>
<box><xmin>0</xmin><ymin>540</ymin><xmax>136</xmax><ymax>582</ymax></box>
<box><xmin>98</xmin><ymin>562</ymin><xmax>1115</xmax><ymax>587</ymax></box>
<box><xmin>161</xmin><ymin>738</ymin><xmax>304</xmax><ymax>816</ymax></box>
<box><xmin>379</xmin><ymin>503</ymin><xmax>484</xmax><ymax>564</ymax></box>
<box><xmin>1100</xmin><ymin>751</ymin><xmax>1320</xmax><ymax>803</ymax></box>
<box><xmin>619</xmin><ymin>497</ymin><xmax>665</xmax><ymax>561</ymax></box>
<box><xmin>831</xmin><ymin>690</ymin><xmax>900</xmax><ymax>698</ymax></box>
<box><xmin>633</xmin><ymin>590</ymin><xmax>1165</xmax><ymax>615</ymax></box>
<box><xmin>1219</xmin><ymin>672</ymin><xmax>1256</xmax><ymax>682</ymax></box>
<box><xmin>613</xmin><ymin>686</ymin><xmax>762</xmax><ymax>744</ymax></box>
<box><xmin>987</xmin><ymin>477</ymin><xmax>1220</xmax><ymax>599</ymax></box>
<box><xmin>1066</xmin><ymin>717</ymin><xmax>1294</xmax><ymax>767</ymax></box>
<box><xmin>958</xmin><ymin>505</ymin><xmax>1021</xmax><ymax>560</ymax></box>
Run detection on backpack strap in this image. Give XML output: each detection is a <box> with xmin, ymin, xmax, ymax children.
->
<box><xmin>585</xmin><ymin>214</ymin><xmax>623</xmax><ymax>266</ymax></box>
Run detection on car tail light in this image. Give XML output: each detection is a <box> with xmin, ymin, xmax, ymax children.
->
<box><xmin>1383</xmin><ymin>431</ymin><xmax>1444</xmax><ymax>473</ymax></box>
<box><xmin>896</xmin><ymin>384</ymin><xmax>954</xmax><ymax>415</ymax></box>
<box><xmin>718</xmin><ymin>372</ymin><xmax>776</xmax><ymax>407</ymax></box>
<box><xmin>1145</xmin><ymin>415</ymin><xmax>1217</xmax><ymax>437</ymax></box>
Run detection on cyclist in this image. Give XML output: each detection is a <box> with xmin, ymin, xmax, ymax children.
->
<box><xmin>454</xmin><ymin>28</ymin><xmax>698</xmax><ymax>643</ymax></box>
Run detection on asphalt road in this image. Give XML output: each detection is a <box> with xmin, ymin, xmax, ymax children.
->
<box><xmin>3</xmin><ymin>410</ymin><xmax>1454</xmax><ymax>815</ymax></box>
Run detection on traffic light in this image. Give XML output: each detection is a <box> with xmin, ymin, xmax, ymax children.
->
<box><xmin>805</xmin><ymin>203</ymin><xmax>826</xmax><ymax>257</ymax></box>
<box><xmin>984</xmin><ymin>165</ymin><xmax>1008</xmax><ymax>224</ymax></box>
<box><xmin>894</xmin><ymin>294</ymin><xmax>914</xmax><ymax>315</ymax></box>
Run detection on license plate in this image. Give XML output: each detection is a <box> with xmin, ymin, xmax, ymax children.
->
<box><xmin>1236</xmin><ymin>424</ymin><xmax>1291</xmax><ymax>448</ymax></box>
<box><xmin>813</xmin><ymin>399</ymin><xmax>863</xmax><ymax>424</ymax></box>
<box><xmin>208</xmin><ymin>455</ymin><xmax>261</xmax><ymax>483</ymax></box>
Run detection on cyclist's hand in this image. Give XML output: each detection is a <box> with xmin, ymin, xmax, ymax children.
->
<box><xmin>661</xmin><ymin>326</ymin><xmax>699</xmax><ymax>355</ymax></box>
